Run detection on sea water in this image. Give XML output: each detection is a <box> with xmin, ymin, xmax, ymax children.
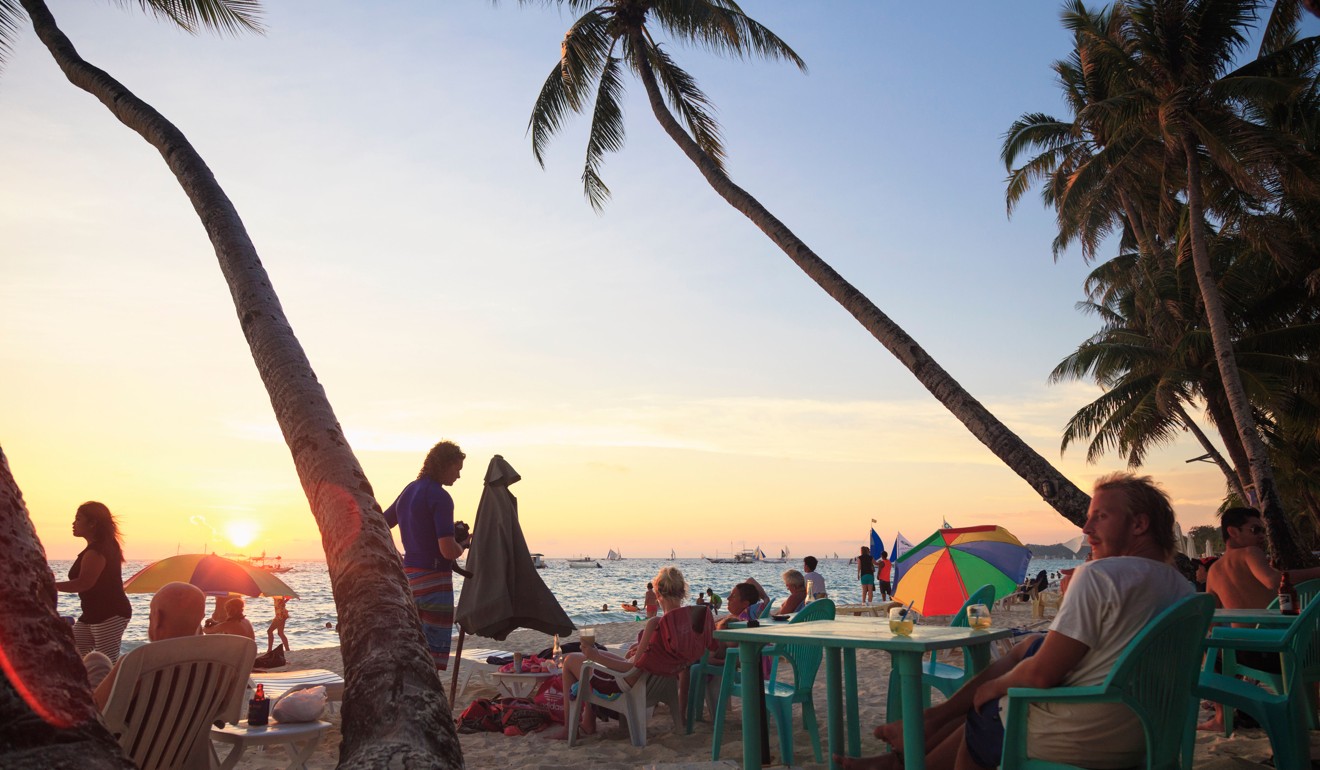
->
<box><xmin>49</xmin><ymin>555</ymin><xmax>1082</xmax><ymax>654</ymax></box>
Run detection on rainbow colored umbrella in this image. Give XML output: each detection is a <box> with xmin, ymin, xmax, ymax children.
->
<box><xmin>891</xmin><ymin>525</ymin><xmax>1029</xmax><ymax>615</ymax></box>
<box><xmin>123</xmin><ymin>554</ymin><xmax>298</xmax><ymax>598</ymax></box>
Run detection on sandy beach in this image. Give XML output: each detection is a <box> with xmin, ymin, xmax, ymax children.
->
<box><xmin>228</xmin><ymin>602</ymin><xmax>1300</xmax><ymax>769</ymax></box>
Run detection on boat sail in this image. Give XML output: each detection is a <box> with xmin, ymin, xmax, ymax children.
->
<box><xmin>670</xmin><ymin>548</ymin><xmax>677</xmax><ymax>560</ymax></box>
<box><xmin>606</xmin><ymin>548</ymin><xmax>623</xmax><ymax>561</ymax></box>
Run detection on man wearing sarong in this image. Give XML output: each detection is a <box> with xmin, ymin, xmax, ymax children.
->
<box><xmin>385</xmin><ymin>440</ymin><xmax>470</xmax><ymax>671</ymax></box>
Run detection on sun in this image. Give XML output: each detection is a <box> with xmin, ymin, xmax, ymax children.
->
<box><xmin>224</xmin><ymin>519</ymin><xmax>261</xmax><ymax>550</ymax></box>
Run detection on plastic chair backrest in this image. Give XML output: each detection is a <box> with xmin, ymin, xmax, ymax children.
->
<box><xmin>773</xmin><ymin>599</ymin><xmax>836</xmax><ymax>696</ymax></box>
<box><xmin>759</xmin><ymin>598</ymin><xmax>777</xmax><ymax>619</ymax></box>
<box><xmin>101</xmin><ymin>634</ymin><xmax>256</xmax><ymax>770</ymax></box>
<box><xmin>950</xmin><ymin>584</ymin><xmax>997</xmax><ymax>628</ymax></box>
<box><xmin>1097</xmin><ymin>593</ymin><xmax>1215</xmax><ymax>765</ymax></box>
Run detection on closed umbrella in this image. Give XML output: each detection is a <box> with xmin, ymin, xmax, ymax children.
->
<box><xmin>891</xmin><ymin>525</ymin><xmax>1030</xmax><ymax>615</ymax></box>
<box><xmin>123</xmin><ymin>554</ymin><xmax>298</xmax><ymax>598</ymax></box>
<box><xmin>451</xmin><ymin>455</ymin><xmax>574</xmax><ymax>693</ymax></box>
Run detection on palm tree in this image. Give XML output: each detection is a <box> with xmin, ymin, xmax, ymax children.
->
<box><xmin>0</xmin><ymin>3</ymin><xmax>461</xmax><ymax>766</ymax></box>
<box><xmin>1006</xmin><ymin>0</ymin><xmax>1320</xmax><ymax>565</ymax></box>
<box><xmin>523</xmin><ymin>0</ymin><xmax>1093</xmax><ymax>525</ymax></box>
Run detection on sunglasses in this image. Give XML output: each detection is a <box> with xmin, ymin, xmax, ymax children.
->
<box><xmin>1248</xmin><ymin>525</ymin><xmax>1266</xmax><ymax>535</ymax></box>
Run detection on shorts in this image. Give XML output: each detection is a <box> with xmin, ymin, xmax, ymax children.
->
<box><xmin>965</xmin><ymin>635</ymin><xmax>1045</xmax><ymax>768</ymax></box>
<box><xmin>879</xmin><ymin>580</ymin><xmax>892</xmax><ymax>595</ymax></box>
<box><xmin>405</xmin><ymin>567</ymin><xmax>454</xmax><ymax>670</ymax></box>
<box><xmin>860</xmin><ymin>574</ymin><xmax>875</xmax><ymax>586</ymax></box>
<box><xmin>1215</xmin><ymin>649</ymin><xmax>1283</xmax><ymax>674</ymax></box>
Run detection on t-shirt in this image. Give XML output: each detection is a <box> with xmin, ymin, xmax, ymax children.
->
<box><xmin>383</xmin><ymin>477</ymin><xmax>456</xmax><ymax>570</ymax></box>
<box><xmin>878</xmin><ymin>558</ymin><xmax>892</xmax><ymax>581</ymax></box>
<box><xmin>1024</xmin><ymin>556</ymin><xmax>1193</xmax><ymax>768</ymax></box>
<box><xmin>803</xmin><ymin>570</ymin><xmax>827</xmax><ymax>598</ymax></box>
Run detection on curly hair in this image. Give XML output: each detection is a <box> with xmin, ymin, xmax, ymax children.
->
<box><xmin>417</xmin><ymin>440</ymin><xmax>466</xmax><ymax>483</ymax></box>
<box><xmin>77</xmin><ymin>501</ymin><xmax>124</xmax><ymax>563</ymax></box>
<box><xmin>652</xmin><ymin>566</ymin><xmax>687</xmax><ymax>601</ymax></box>
<box><xmin>1093</xmin><ymin>472</ymin><xmax>1177</xmax><ymax>558</ymax></box>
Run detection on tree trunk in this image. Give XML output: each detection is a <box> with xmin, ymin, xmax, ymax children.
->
<box><xmin>1173</xmin><ymin>402</ymin><xmax>1249</xmax><ymax>502</ymax></box>
<box><xmin>1203</xmin><ymin>388</ymin><xmax>1255</xmax><ymax>496</ymax></box>
<box><xmin>628</xmin><ymin>35</ymin><xmax>1091</xmax><ymax>526</ymax></box>
<box><xmin>0</xmin><ymin>446</ymin><xmax>138</xmax><ymax>770</ymax></box>
<box><xmin>1182</xmin><ymin>135</ymin><xmax>1311</xmax><ymax>567</ymax></box>
<box><xmin>18</xmin><ymin>2</ymin><xmax>464</xmax><ymax>766</ymax></box>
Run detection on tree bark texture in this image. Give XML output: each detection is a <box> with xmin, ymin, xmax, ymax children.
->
<box><xmin>0</xmin><ymin>445</ymin><xmax>138</xmax><ymax>770</ymax></box>
<box><xmin>628</xmin><ymin>33</ymin><xmax>1092</xmax><ymax>526</ymax></box>
<box><xmin>1182</xmin><ymin>135</ymin><xmax>1310</xmax><ymax>567</ymax></box>
<box><xmin>1173</xmin><ymin>402</ymin><xmax>1249</xmax><ymax>502</ymax></box>
<box><xmin>18</xmin><ymin>2</ymin><xmax>465</xmax><ymax>766</ymax></box>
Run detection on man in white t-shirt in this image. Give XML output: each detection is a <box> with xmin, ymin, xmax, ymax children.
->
<box><xmin>802</xmin><ymin>555</ymin><xmax>827</xmax><ymax>599</ymax></box>
<box><xmin>841</xmin><ymin>473</ymin><xmax>1193</xmax><ymax>770</ymax></box>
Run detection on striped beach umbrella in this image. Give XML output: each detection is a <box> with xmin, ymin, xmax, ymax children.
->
<box><xmin>123</xmin><ymin>554</ymin><xmax>298</xmax><ymax>598</ymax></box>
<box><xmin>891</xmin><ymin>525</ymin><xmax>1030</xmax><ymax>615</ymax></box>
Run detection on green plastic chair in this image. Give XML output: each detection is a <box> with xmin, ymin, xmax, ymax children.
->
<box><xmin>1193</xmin><ymin>593</ymin><xmax>1320</xmax><ymax>770</ymax></box>
<box><xmin>711</xmin><ymin>598</ymin><xmax>836</xmax><ymax>765</ymax></box>
<box><xmin>1001</xmin><ymin>593</ymin><xmax>1214</xmax><ymax>770</ymax></box>
<box><xmin>1221</xmin><ymin>578</ymin><xmax>1320</xmax><ymax>731</ymax></box>
<box><xmin>683</xmin><ymin>596</ymin><xmax>780</xmax><ymax>732</ymax></box>
<box><xmin>758</xmin><ymin>597</ymin><xmax>777</xmax><ymax>619</ymax></box>
<box><xmin>885</xmin><ymin>583</ymin><xmax>997</xmax><ymax>713</ymax></box>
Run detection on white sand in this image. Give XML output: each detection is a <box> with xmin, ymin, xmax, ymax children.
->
<box><xmin>226</xmin><ymin>602</ymin><xmax>1298</xmax><ymax>769</ymax></box>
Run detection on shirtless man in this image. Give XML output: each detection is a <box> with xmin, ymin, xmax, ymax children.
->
<box><xmin>1198</xmin><ymin>506</ymin><xmax>1320</xmax><ymax>730</ymax></box>
<box><xmin>93</xmin><ymin>581</ymin><xmax>206</xmax><ymax>709</ymax></box>
<box><xmin>841</xmin><ymin>473</ymin><xmax>1192</xmax><ymax>770</ymax></box>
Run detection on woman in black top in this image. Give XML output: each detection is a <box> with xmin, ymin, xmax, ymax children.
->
<box><xmin>857</xmin><ymin>546</ymin><xmax>877</xmax><ymax>604</ymax></box>
<box><xmin>55</xmin><ymin>502</ymin><xmax>132</xmax><ymax>661</ymax></box>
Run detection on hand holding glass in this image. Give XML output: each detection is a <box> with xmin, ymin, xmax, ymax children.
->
<box><xmin>967</xmin><ymin>604</ymin><xmax>992</xmax><ymax>630</ymax></box>
<box><xmin>889</xmin><ymin>607</ymin><xmax>918</xmax><ymax>636</ymax></box>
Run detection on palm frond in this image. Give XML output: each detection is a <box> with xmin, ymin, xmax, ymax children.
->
<box><xmin>650</xmin><ymin>0</ymin><xmax>805</xmax><ymax>71</ymax></box>
<box><xmin>529</xmin><ymin>62</ymin><xmax>577</xmax><ymax>168</ymax></box>
<box><xmin>558</xmin><ymin>9</ymin><xmax>613</xmax><ymax>109</ymax></box>
<box><xmin>581</xmin><ymin>54</ymin><xmax>626</xmax><ymax>211</ymax></box>
<box><xmin>115</xmin><ymin>0</ymin><xmax>264</xmax><ymax>36</ymax></box>
<box><xmin>642</xmin><ymin>41</ymin><xmax>725</xmax><ymax>169</ymax></box>
<box><xmin>0</xmin><ymin>0</ymin><xmax>23</xmax><ymax>70</ymax></box>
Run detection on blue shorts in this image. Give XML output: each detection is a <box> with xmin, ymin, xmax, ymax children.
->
<box><xmin>964</xmin><ymin>634</ymin><xmax>1045</xmax><ymax>768</ymax></box>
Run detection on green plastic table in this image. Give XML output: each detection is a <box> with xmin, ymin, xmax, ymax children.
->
<box><xmin>714</xmin><ymin>619</ymin><xmax>1014</xmax><ymax>770</ymax></box>
<box><xmin>1211</xmin><ymin>608</ymin><xmax>1294</xmax><ymax>626</ymax></box>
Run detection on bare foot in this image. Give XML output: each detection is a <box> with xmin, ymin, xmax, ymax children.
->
<box><xmin>1196</xmin><ymin>718</ymin><xmax>1223</xmax><ymax>732</ymax></box>
<box><xmin>836</xmin><ymin>754</ymin><xmax>901</xmax><ymax>770</ymax></box>
<box><xmin>874</xmin><ymin>721</ymin><xmax>904</xmax><ymax>753</ymax></box>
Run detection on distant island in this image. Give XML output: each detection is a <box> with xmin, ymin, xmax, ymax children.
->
<box><xmin>1026</xmin><ymin>543</ymin><xmax>1090</xmax><ymax>559</ymax></box>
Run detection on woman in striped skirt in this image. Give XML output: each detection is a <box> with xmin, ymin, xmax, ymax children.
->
<box><xmin>55</xmin><ymin>502</ymin><xmax>133</xmax><ymax>662</ymax></box>
<box><xmin>384</xmin><ymin>440</ymin><xmax>471</xmax><ymax>671</ymax></box>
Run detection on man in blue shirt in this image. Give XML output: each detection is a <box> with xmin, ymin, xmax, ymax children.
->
<box><xmin>384</xmin><ymin>440</ymin><xmax>470</xmax><ymax>670</ymax></box>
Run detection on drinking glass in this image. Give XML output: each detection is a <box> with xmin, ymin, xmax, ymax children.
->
<box><xmin>580</xmin><ymin>627</ymin><xmax>596</xmax><ymax>648</ymax></box>
<box><xmin>888</xmin><ymin>606</ymin><xmax>918</xmax><ymax>636</ymax></box>
<box><xmin>967</xmin><ymin>604</ymin><xmax>992</xmax><ymax>630</ymax></box>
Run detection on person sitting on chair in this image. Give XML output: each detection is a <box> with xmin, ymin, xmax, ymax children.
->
<box><xmin>840</xmin><ymin>472</ymin><xmax>1192</xmax><ymax>770</ymax></box>
<box><xmin>93</xmin><ymin>581</ymin><xmax>207</xmax><ymax>709</ymax></box>
<box><xmin>203</xmin><ymin>596</ymin><xmax>256</xmax><ymax>641</ymax></box>
<box><xmin>778</xmin><ymin>569</ymin><xmax>809</xmax><ymax>614</ymax></box>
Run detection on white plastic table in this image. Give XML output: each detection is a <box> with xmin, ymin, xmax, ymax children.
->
<box><xmin>491</xmin><ymin>670</ymin><xmax>556</xmax><ymax>698</ymax></box>
<box><xmin>210</xmin><ymin>720</ymin><xmax>331</xmax><ymax>770</ymax></box>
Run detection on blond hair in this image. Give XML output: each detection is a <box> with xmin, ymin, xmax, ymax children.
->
<box><xmin>652</xmin><ymin>566</ymin><xmax>687</xmax><ymax>601</ymax></box>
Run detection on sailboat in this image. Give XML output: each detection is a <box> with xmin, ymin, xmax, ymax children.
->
<box><xmin>606</xmin><ymin>548</ymin><xmax>624</xmax><ymax>561</ymax></box>
<box><xmin>757</xmin><ymin>546</ymin><xmax>789</xmax><ymax>564</ymax></box>
<box><xmin>670</xmin><ymin>548</ymin><xmax>677</xmax><ymax>560</ymax></box>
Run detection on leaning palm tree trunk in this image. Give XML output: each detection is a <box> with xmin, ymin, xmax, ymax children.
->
<box><xmin>18</xmin><ymin>1</ymin><xmax>463</xmax><ymax>766</ymax></box>
<box><xmin>628</xmin><ymin>36</ymin><xmax>1090</xmax><ymax>525</ymax></box>
<box><xmin>0</xmin><ymin>446</ymin><xmax>137</xmax><ymax>769</ymax></box>
<box><xmin>1182</xmin><ymin>135</ymin><xmax>1308</xmax><ymax>566</ymax></box>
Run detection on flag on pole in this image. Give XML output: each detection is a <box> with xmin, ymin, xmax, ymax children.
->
<box><xmin>942</xmin><ymin>517</ymin><xmax>952</xmax><ymax>529</ymax></box>
<box><xmin>890</xmin><ymin>531</ymin><xmax>914</xmax><ymax>588</ymax></box>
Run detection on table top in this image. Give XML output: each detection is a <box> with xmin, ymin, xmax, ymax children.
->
<box><xmin>1211</xmin><ymin>608</ymin><xmax>1293</xmax><ymax>625</ymax></box>
<box><xmin>715</xmin><ymin>618</ymin><xmax>1015</xmax><ymax>652</ymax></box>
<box><xmin>211</xmin><ymin>719</ymin><xmax>331</xmax><ymax>739</ymax></box>
<box><xmin>492</xmin><ymin>670</ymin><xmax>556</xmax><ymax>680</ymax></box>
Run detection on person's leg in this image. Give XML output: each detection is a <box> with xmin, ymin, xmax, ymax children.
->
<box><xmin>267</xmin><ymin>621</ymin><xmax>276</xmax><ymax>654</ymax></box>
<box><xmin>406</xmin><ymin>567</ymin><xmax>454</xmax><ymax>670</ymax></box>
<box><xmin>277</xmin><ymin>620</ymin><xmax>290</xmax><ymax>650</ymax></box>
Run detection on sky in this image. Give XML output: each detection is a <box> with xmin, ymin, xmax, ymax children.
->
<box><xmin>6</xmin><ymin>2</ymin><xmax>1311</xmax><ymax>561</ymax></box>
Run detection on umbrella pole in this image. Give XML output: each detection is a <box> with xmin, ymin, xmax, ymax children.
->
<box><xmin>449</xmin><ymin>625</ymin><xmax>467</xmax><ymax>704</ymax></box>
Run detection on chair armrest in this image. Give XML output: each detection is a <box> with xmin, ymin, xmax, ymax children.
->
<box><xmin>579</xmin><ymin>659</ymin><xmax>641</xmax><ymax>694</ymax></box>
<box><xmin>1203</xmin><ymin>632</ymin><xmax>1288</xmax><ymax>654</ymax></box>
<box><xmin>1005</xmin><ymin>684</ymin><xmax>1115</xmax><ymax>706</ymax></box>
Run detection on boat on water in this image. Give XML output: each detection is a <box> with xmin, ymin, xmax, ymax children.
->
<box><xmin>606</xmin><ymin>548</ymin><xmax>624</xmax><ymax>561</ymax></box>
<box><xmin>567</xmin><ymin>556</ymin><xmax>602</xmax><ymax>569</ymax></box>
<box><xmin>669</xmin><ymin>548</ymin><xmax>677</xmax><ymax>560</ymax></box>
<box><xmin>530</xmin><ymin>553</ymin><xmax>546</xmax><ymax>569</ymax></box>
<box><xmin>226</xmin><ymin>551</ymin><xmax>293</xmax><ymax>573</ymax></box>
<box><xmin>706</xmin><ymin>549</ymin><xmax>757</xmax><ymax>564</ymax></box>
<box><xmin>756</xmin><ymin>546</ymin><xmax>791</xmax><ymax>564</ymax></box>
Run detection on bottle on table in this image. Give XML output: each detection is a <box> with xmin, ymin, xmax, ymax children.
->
<box><xmin>248</xmin><ymin>683</ymin><xmax>269</xmax><ymax>727</ymax></box>
<box><xmin>552</xmin><ymin>634</ymin><xmax>563</xmax><ymax>666</ymax></box>
<box><xmin>1279</xmin><ymin>569</ymin><xmax>1299</xmax><ymax>615</ymax></box>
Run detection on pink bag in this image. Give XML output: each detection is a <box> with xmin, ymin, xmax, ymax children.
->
<box><xmin>533</xmin><ymin>675</ymin><xmax>566</xmax><ymax>723</ymax></box>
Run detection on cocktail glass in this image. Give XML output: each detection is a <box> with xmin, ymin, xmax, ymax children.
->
<box><xmin>967</xmin><ymin>604</ymin><xmax>992</xmax><ymax>630</ymax></box>
<box><xmin>888</xmin><ymin>606</ymin><xmax>918</xmax><ymax>636</ymax></box>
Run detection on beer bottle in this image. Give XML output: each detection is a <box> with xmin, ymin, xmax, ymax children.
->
<box><xmin>1279</xmin><ymin>570</ymin><xmax>1299</xmax><ymax>616</ymax></box>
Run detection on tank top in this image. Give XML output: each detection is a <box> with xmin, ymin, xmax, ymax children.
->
<box><xmin>70</xmin><ymin>541</ymin><xmax>133</xmax><ymax>623</ymax></box>
<box><xmin>858</xmin><ymin>554</ymin><xmax>874</xmax><ymax>574</ymax></box>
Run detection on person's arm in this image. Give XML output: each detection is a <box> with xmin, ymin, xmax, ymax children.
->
<box><xmin>54</xmin><ymin>550</ymin><xmax>105</xmax><ymax>594</ymax></box>
<box><xmin>93</xmin><ymin>659</ymin><xmax>122</xmax><ymax>711</ymax></box>
<box><xmin>1245</xmin><ymin>547</ymin><xmax>1320</xmax><ymax>587</ymax></box>
<box><xmin>745</xmin><ymin>577</ymin><xmax>769</xmax><ymax>604</ymax></box>
<box><xmin>973</xmin><ymin>630</ymin><xmax>1089</xmax><ymax>709</ymax></box>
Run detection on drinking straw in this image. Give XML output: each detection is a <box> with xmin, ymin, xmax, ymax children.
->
<box><xmin>901</xmin><ymin>599</ymin><xmax>915</xmax><ymax>619</ymax></box>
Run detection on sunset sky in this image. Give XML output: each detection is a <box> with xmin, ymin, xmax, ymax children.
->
<box><xmin>7</xmin><ymin>3</ymin><xmax>1303</xmax><ymax>561</ymax></box>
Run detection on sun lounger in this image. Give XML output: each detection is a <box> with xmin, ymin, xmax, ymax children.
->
<box><xmin>249</xmin><ymin>668</ymin><xmax>345</xmax><ymax>703</ymax></box>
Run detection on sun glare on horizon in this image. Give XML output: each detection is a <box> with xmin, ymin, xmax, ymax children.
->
<box><xmin>224</xmin><ymin>519</ymin><xmax>261</xmax><ymax>550</ymax></box>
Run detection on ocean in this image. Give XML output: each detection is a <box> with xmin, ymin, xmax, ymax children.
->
<box><xmin>49</xmin><ymin>555</ymin><xmax>1082</xmax><ymax>655</ymax></box>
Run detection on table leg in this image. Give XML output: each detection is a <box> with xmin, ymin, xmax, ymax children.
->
<box><xmin>844</xmin><ymin>648</ymin><xmax>860</xmax><ymax>758</ymax></box>
<box><xmin>894</xmin><ymin>652</ymin><xmax>926</xmax><ymax>770</ymax></box>
<box><xmin>284</xmin><ymin>735</ymin><xmax>324</xmax><ymax>769</ymax></box>
<box><xmin>738</xmin><ymin>641</ymin><xmax>763</xmax><ymax>769</ymax></box>
<box><xmin>211</xmin><ymin>740</ymin><xmax>244</xmax><ymax>770</ymax></box>
<box><xmin>966</xmin><ymin>641</ymin><xmax>992</xmax><ymax>678</ymax></box>
<box><xmin>826</xmin><ymin>648</ymin><xmax>843</xmax><ymax>770</ymax></box>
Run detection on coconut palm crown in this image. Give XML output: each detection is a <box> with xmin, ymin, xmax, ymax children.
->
<box><xmin>526</xmin><ymin>0</ymin><xmax>805</xmax><ymax>210</ymax></box>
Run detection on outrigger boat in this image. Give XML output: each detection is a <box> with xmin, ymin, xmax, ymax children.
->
<box><xmin>706</xmin><ymin>549</ymin><xmax>757</xmax><ymax>564</ymax></box>
<box><xmin>567</xmin><ymin>556</ymin><xmax>602</xmax><ymax>569</ymax></box>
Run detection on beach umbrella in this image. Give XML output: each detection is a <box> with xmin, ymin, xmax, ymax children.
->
<box><xmin>891</xmin><ymin>525</ymin><xmax>1030</xmax><ymax>615</ymax></box>
<box><xmin>123</xmin><ymin>553</ymin><xmax>297</xmax><ymax>598</ymax></box>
